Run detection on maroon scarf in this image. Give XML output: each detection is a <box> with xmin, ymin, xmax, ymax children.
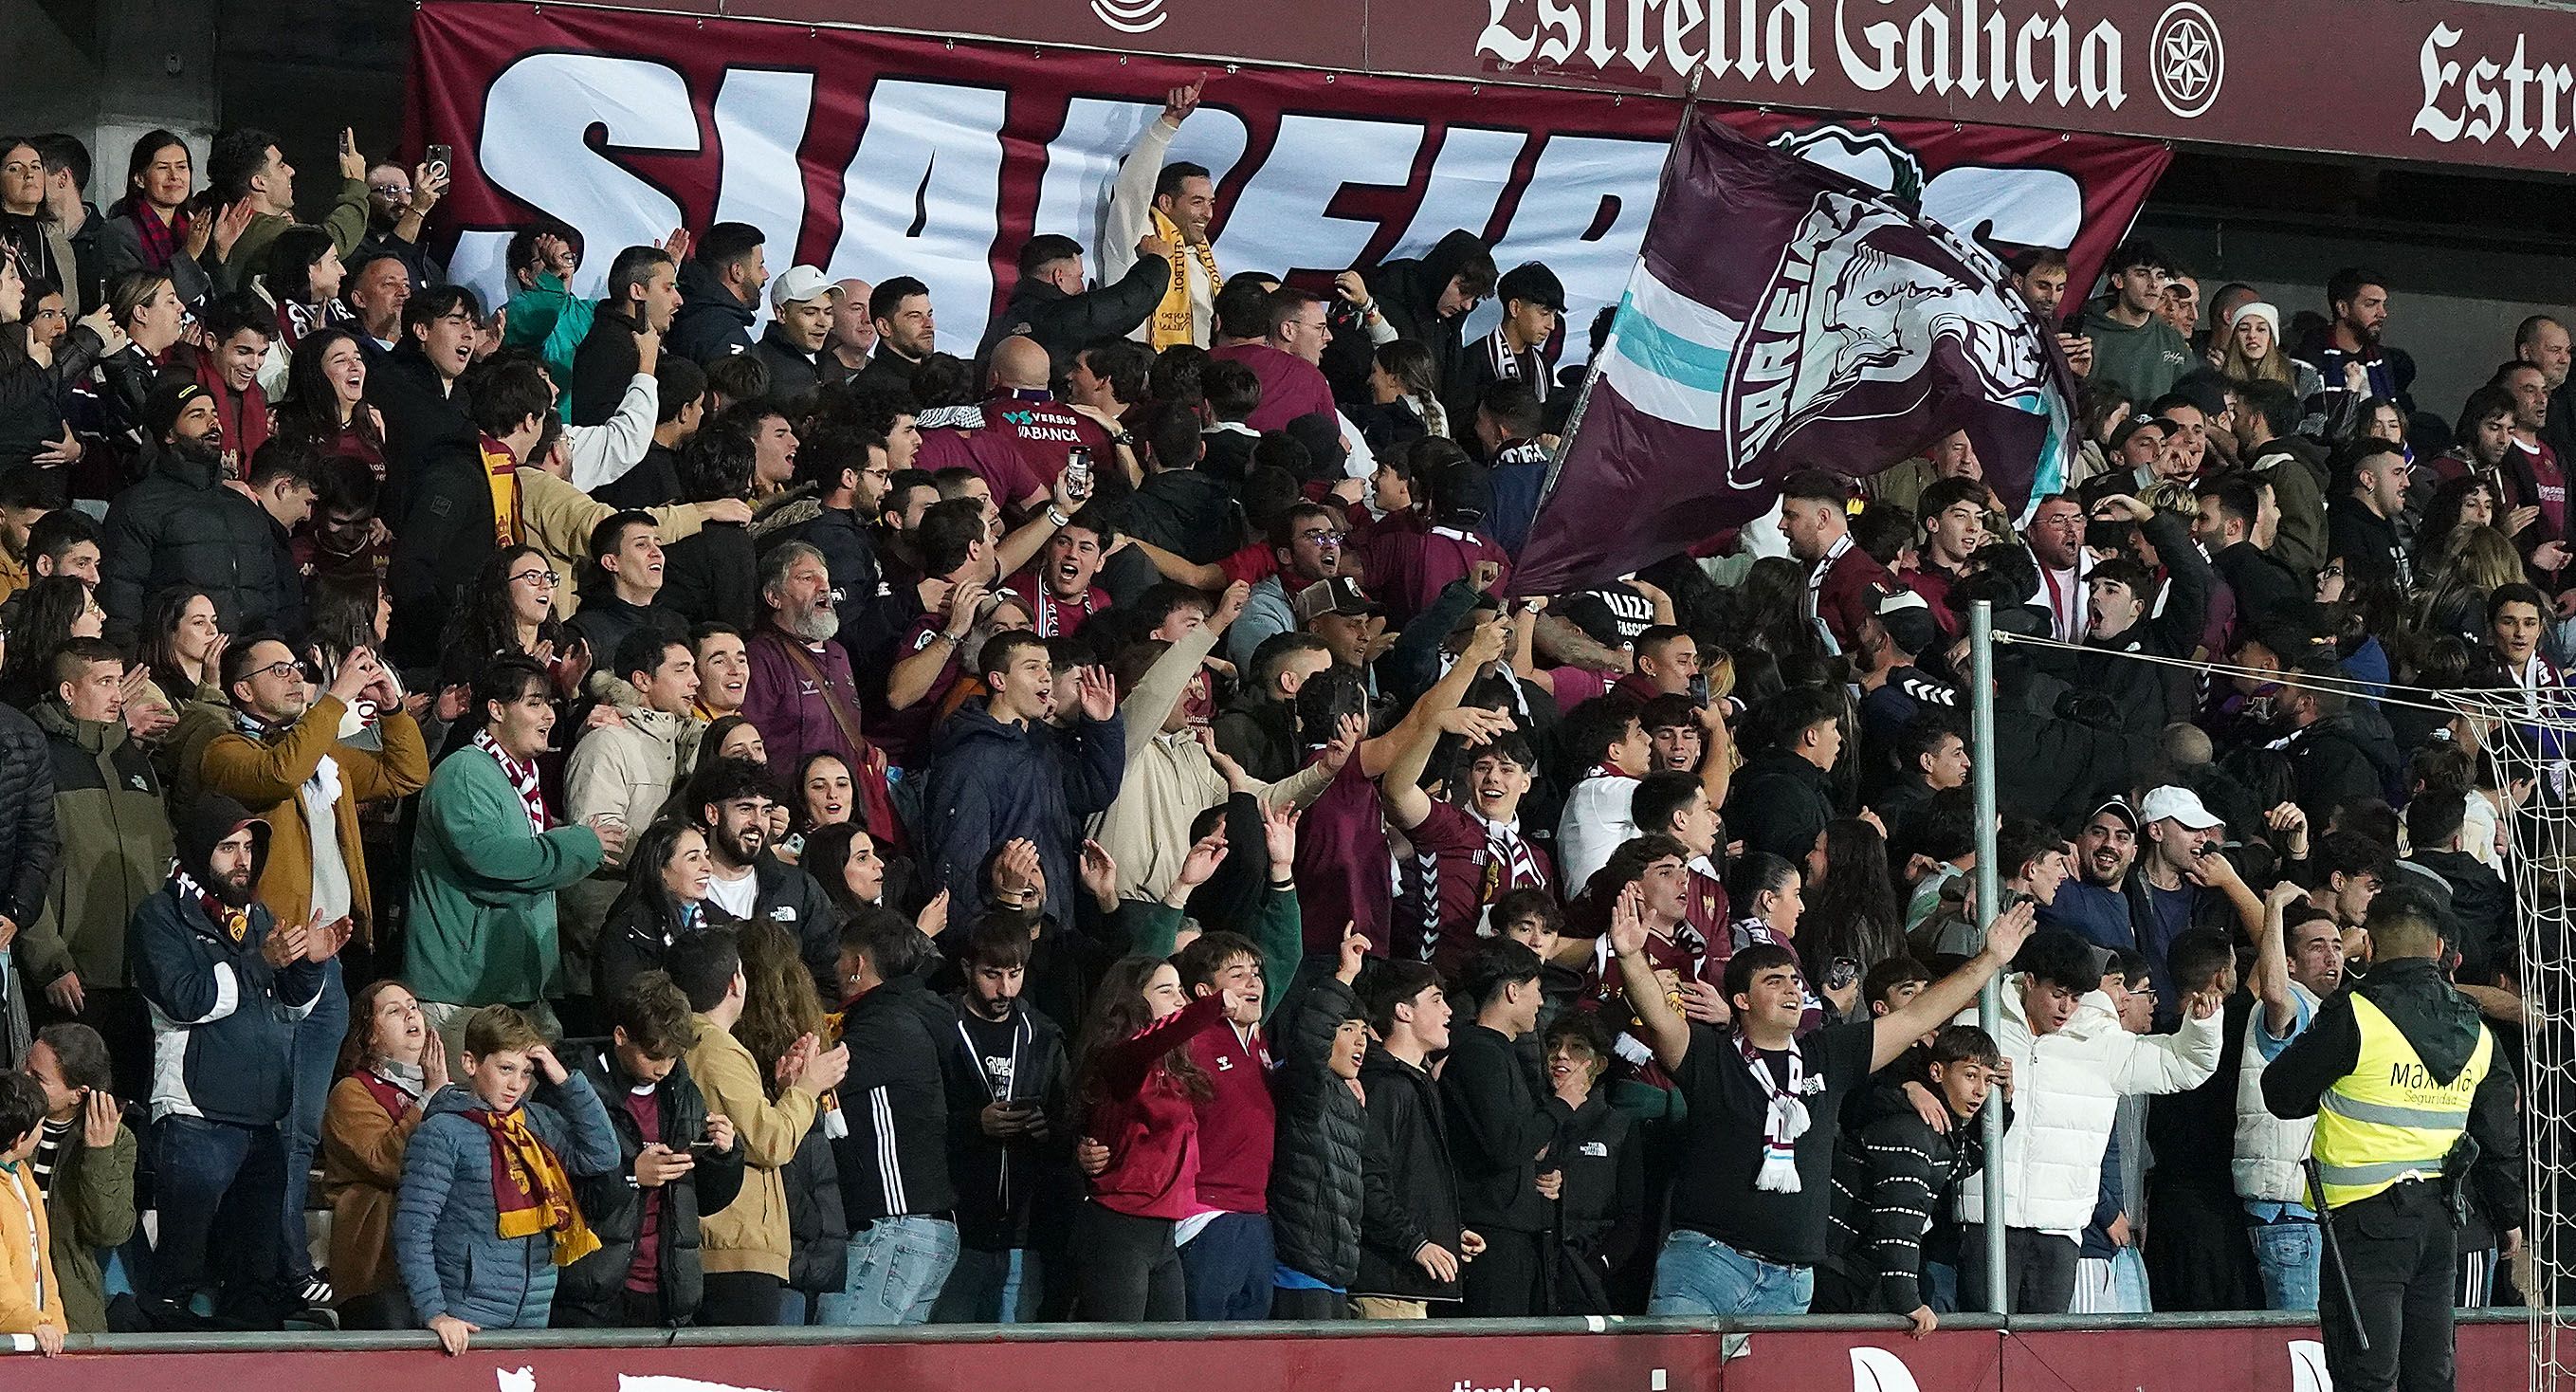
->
<box><xmin>128</xmin><ymin>205</ymin><xmax>179</xmax><ymax>270</ymax></box>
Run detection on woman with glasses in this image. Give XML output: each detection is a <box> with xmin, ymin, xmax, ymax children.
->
<box><xmin>437</xmin><ymin>543</ymin><xmax>579</xmax><ymax>704</ymax></box>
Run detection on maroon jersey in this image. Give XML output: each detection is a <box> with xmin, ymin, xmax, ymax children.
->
<box><xmin>1390</xmin><ymin>800</ymin><xmax>1556</xmax><ymax>969</ymax></box>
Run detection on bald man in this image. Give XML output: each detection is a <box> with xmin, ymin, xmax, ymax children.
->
<box><xmin>830</xmin><ymin>278</ymin><xmax>875</xmax><ymax>378</ymax></box>
<box><xmin>933</xmin><ymin>333</ymin><xmax>1116</xmax><ymax>510</ymax></box>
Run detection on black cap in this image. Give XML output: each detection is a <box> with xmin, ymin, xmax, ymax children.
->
<box><xmin>1496</xmin><ymin>261</ymin><xmax>1566</xmax><ymax>312</ymax></box>
<box><xmin>1434</xmin><ymin>461</ymin><xmax>1495</xmax><ymax>523</ymax></box>
<box><xmin>1294</xmin><ymin>576</ymin><xmax>1386</xmax><ymax>625</ymax></box>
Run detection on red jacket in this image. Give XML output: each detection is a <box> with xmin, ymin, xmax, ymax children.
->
<box><xmin>1087</xmin><ymin>993</ymin><xmax>1230</xmax><ymax>1220</ymax></box>
<box><xmin>1809</xmin><ymin>538</ymin><xmax>1895</xmax><ymax>653</ymax></box>
<box><xmin>1184</xmin><ymin>1017</ymin><xmax>1276</xmax><ymax>1214</ymax></box>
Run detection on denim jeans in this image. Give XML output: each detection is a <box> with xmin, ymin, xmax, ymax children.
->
<box><xmin>153</xmin><ymin>1113</ymin><xmax>289</xmax><ymax>1314</ymax></box>
<box><xmin>1646</xmin><ymin>1230</ymin><xmax>1814</xmax><ymax>1316</ymax></box>
<box><xmin>2250</xmin><ymin>1219</ymin><xmax>2323</xmax><ymax>1311</ymax></box>
<box><xmin>281</xmin><ymin>958</ymin><xmax>346</xmax><ymax>1287</ymax></box>
<box><xmin>817</xmin><ymin>1215</ymin><xmax>959</xmax><ymax>1326</ymax></box>
<box><xmin>1180</xmin><ymin>1212</ymin><xmax>1275</xmax><ymax>1321</ymax></box>
<box><xmin>932</xmin><ymin>1247</ymin><xmax>1043</xmax><ymax>1323</ymax></box>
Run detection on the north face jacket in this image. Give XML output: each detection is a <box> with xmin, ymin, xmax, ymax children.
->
<box><xmin>19</xmin><ymin>701</ymin><xmax>171</xmax><ymax>990</ymax></box>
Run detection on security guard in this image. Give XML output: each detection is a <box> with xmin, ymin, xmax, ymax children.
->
<box><xmin>2263</xmin><ymin>885</ymin><xmax>2521</xmax><ymax>1392</ymax></box>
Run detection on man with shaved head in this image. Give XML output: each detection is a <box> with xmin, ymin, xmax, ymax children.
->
<box><xmin>977</xmin><ymin>230</ymin><xmax>1170</xmax><ymax>383</ymax></box>
<box><xmin>828</xmin><ymin>277</ymin><xmax>875</xmax><ymax>379</ymax></box>
<box><xmin>974</xmin><ymin>334</ymin><xmax>1118</xmax><ymax>511</ymax></box>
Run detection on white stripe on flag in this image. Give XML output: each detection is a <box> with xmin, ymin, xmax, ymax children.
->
<box><xmin>1593</xmin><ymin>266</ymin><xmax>1744</xmax><ymax>430</ymax></box>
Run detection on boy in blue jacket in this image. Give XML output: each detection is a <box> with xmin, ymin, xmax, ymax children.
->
<box><xmin>394</xmin><ymin>1004</ymin><xmax>621</xmax><ymax>1354</ymax></box>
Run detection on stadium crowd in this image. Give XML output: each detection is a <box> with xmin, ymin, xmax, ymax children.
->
<box><xmin>0</xmin><ymin>77</ymin><xmax>2545</xmax><ymax>1353</ymax></box>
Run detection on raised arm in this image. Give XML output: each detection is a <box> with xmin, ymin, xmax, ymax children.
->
<box><xmin>2255</xmin><ymin>880</ymin><xmax>2302</xmax><ymax>1040</ymax></box>
<box><xmin>1605</xmin><ymin>886</ymin><xmax>1690</xmax><ymax>1071</ymax></box>
<box><xmin>1873</xmin><ymin>901</ymin><xmax>2035</xmax><ymax>1071</ymax></box>
<box><xmin>1360</xmin><ymin>615</ymin><xmax>1504</xmax><ymax>778</ymax></box>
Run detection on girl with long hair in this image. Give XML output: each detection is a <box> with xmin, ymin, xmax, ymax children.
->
<box><xmin>2415</xmin><ymin>525</ymin><xmax>2529</xmax><ymax>647</ymax></box>
<box><xmin>438</xmin><ymin>542</ymin><xmax>574</xmax><ymax>691</ymax></box>
<box><xmin>2214</xmin><ymin>301</ymin><xmax>2331</xmax><ymax>430</ymax></box>
<box><xmin>1069</xmin><ymin>953</ymin><xmax>1240</xmax><ymax>1321</ymax></box>
<box><xmin>139</xmin><ymin>585</ymin><xmax>224</xmax><ymax>711</ymax></box>
<box><xmin>320</xmin><ymin>980</ymin><xmax>448</xmax><ymax>1325</ymax></box>
<box><xmin>272</xmin><ymin>326</ymin><xmax>388</xmax><ymax>472</ymax></box>
<box><xmin>1363</xmin><ymin>339</ymin><xmax>1448</xmax><ymax>443</ymax></box>
<box><xmin>259</xmin><ymin>226</ymin><xmax>353</xmax><ymax>358</ymax></box>
<box><xmin>102</xmin><ymin>131</ymin><xmax>210</xmax><ymax>288</ymax></box>
<box><xmin>595</xmin><ymin>820</ymin><xmax>733</xmax><ymax>1007</ymax></box>
<box><xmin>0</xmin><ymin>575</ymin><xmax>104</xmax><ymax>708</ymax></box>
<box><xmin>1797</xmin><ymin>817</ymin><xmax>1905</xmax><ymax>987</ymax></box>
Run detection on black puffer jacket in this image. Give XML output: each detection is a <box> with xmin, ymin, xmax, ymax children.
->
<box><xmin>1353</xmin><ymin>1040</ymin><xmax>1462</xmax><ymax>1303</ymax></box>
<box><xmin>669</xmin><ymin>258</ymin><xmax>756</xmax><ymax>366</ymax></box>
<box><xmin>782</xmin><ymin>1110</ymin><xmax>849</xmax><ymax>1297</ymax></box>
<box><xmin>0</xmin><ymin>701</ymin><xmax>59</xmax><ymax>954</ymax></box>
<box><xmin>1269</xmin><ymin>976</ymin><xmax>1367</xmax><ymax>1289</ymax></box>
<box><xmin>0</xmin><ymin>322</ymin><xmax>104</xmax><ymax>467</ymax></box>
<box><xmin>1323</xmin><ymin>229</ymin><xmax>1489</xmax><ymax>405</ymax></box>
<box><xmin>98</xmin><ymin>439</ymin><xmax>303</xmax><ymax>645</ymax></box>
<box><xmin>557</xmin><ymin>1045</ymin><xmax>747</xmax><ymax>1325</ymax></box>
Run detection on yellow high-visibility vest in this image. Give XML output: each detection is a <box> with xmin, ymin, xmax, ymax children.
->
<box><xmin>2311</xmin><ymin>994</ymin><xmax>2494</xmax><ymax>1208</ymax></box>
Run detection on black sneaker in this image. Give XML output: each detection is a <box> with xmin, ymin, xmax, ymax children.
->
<box><xmin>297</xmin><ymin>1274</ymin><xmax>335</xmax><ymax>1308</ymax></box>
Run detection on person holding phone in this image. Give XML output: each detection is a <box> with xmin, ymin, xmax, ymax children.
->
<box><xmin>555</xmin><ymin>972</ymin><xmax>743</xmax><ymax>1328</ymax></box>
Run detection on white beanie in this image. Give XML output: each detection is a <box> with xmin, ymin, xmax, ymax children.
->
<box><xmin>2229</xmin><ymin>301</ymin><xmax>2281</xmax><ymax>342</ymax></box>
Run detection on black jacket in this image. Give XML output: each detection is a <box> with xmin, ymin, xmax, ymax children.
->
<box><xmin>557</xmin><ymin>1045</ymin><xmax>747</xmax><ymax>1325</ymax></box>
<box><xmin>2212</xmin><ymin>540</ymin><xmax>2307</xmax><ymax>630</ymax></box>
<box><xmin>1325</xmin><ymin>229</ymin><xmax>1490</xmax><ymax>407</ymax></box>
<box><xmin>1440</xmin><ymin>1021</ymin><xmax>1564</xmax><ymax>1234</ymax></box>
<box><xmin>385</xmin><ymin>434</ymin><xmax>502</xmax><ymax>669</ymax></box>
<box><xmin>748</xmin><ymin>323</ymin><xmax>831</xmax><ymax>407</ymax></box>
<box><xmin>668</xmin><ymin>259</ymin><xmax>756</xmax><ymax>366</ymax></box>
<box><xmin>661</xmin><ymin>522</ymin><xmax>758</xmax><ymax>633</ymax></box>
<box><xmin>1102</xmin><ymin>467</ymin><xmax>1248</xmax><ymax>606</ymax></box>
<box><xmin>770</xmin><ymin>503</ymin><xmax>883</xmax><ymax>614</ymax></box>
<box><xmin>1826</xmin><ymin>1082</ymin><xmax>1999</xmax><ymax>1314</ymax></box>
<box><xmin>0</xmin><ymin>701</ymin><xmax>58</xmax><ymax>936</ymax></box>
<box><xmin>1354</xmin><ymin>1042</ymin><xmax>1462</xmax><ymax>1303</ymax></box>
<box><xmin>1726</xmin><ymin>748</ymin><xmax>1838</xmax><ymax>865</ymax></box>
<box><xmin>598</xmin><ymin>442</ymin><xmax>685</xmax><ymax>510</ymax></box>
<box><xmin>2280</xmin><ymin>713</ymin><xmax>2400</xmax><ymax>836</ymax></box>
<box><xmin>2064</xmin><ymin>508</ymin><xmax>2213</xmax><ymax>734</ymax></box>
<box><xmin>975</xmin><ymin>256</ymin><xmax>1169</xmax><ymax>381</ymax></box>
<box><xmin>99</xmin><ymin>441</ymin><xmax>305</xmax><ymax>645</ymax></box>
<box><xmin>2327</xmin><ymin>494</ymin><xmax>2413</xmax><ymax>590</ymax></box>
<box><xmin>569</xmin><ymin>303</ymin><xmax>648</xmax><ymax>427</ymax></box>
<box><xmin>831</xmin><ymin>976</ymin><xmax>958</xmax><ymax>1222</ymax></box>
<box><xmin>940</xmin><ymin>997</ymin><xmax>1072</xmax><ymax>1252</ymax></box>
<box><xmin>1269</xmin><ymin>977</ymin><xmax>1367</xmax><ymax>1288</ymax></box>
<box><xmin>783</xmin><ymin>1109</ymin><xmax>849</xmax><ymax>1295</ymax></box>
<box><xmin>2404</xmin><ymin>848</ymin><xmax>2514</xmax><ymax>987</ymax></box>
<box><xmin>594</xmin><ymin>898</ymin><xmax>742</xmax><ymax>1010</ymax></box>
<box><xmin>369</xmin><ymin>341</ymin><xmax>476</xmax><ymax>522</ymax></box>
<box><xmin>1214</xmin><ymin>696</ymin><xmax>1300</xmax><ymax>786</ymax></box>
<box><xmin>0</xmin><ymin>323</ymin><xmax>103</xmax><ymax>467</ymax></box>
<box><xmin>566</xmin><ymin>594</ymin><xmax>689</xmax><ymax>676</ymax></box>
<box><xmin>2261</xmin><ymin>956</ymin><xmax>2522</xmax><ymax>1222</ymax></box>
<box><xmin>1547</xmin><ymin>1089</ymin><xmax>1642</xmax><ymax>1313</ymax></box>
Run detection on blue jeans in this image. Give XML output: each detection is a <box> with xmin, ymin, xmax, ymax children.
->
<box><xmin>1181</xmin><ymin>1212</ymin><xmax>1275</xmax><ymax>1321</ymax></box>
<box><xmin>281</xmin><ymin>958</ymin><xmax>346</xmax><ymax>1287</ymax></box>
<box><xmin>817</xmin><ymin>1215</ymin><xmax>959</xmax><ymax>1326</ymax></box>
<box><xmin>2250</xmin><ymin>1219</ymin><xmax>2323</xmax><ymax>1311</ymax></box>
<box><xmin>153</xmin><ymin>1113</ymin><xmax>289</xmax><ymax>1313</ymax></box>
<box><xmin>1647</xmin><ymin>1230</ymin><xmax>1814</xmax><ymax>1316</ymax></box>
<box><xmin>931</xmin><ymin>1247</ymin><xmax>1043</xmax><ymax>1323</ymax></box>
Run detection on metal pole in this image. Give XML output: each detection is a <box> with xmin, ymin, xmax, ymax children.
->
<box><xmin>1972</xmin><ymin>599</ymin><xmax>2007</xmax><ymax>1314</ymax></box>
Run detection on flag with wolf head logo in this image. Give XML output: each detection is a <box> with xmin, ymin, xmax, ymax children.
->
<box><xmin>1509</xmin><ymin>116</ymin><xmax>2076</xmax><ymax>598</ymax></box>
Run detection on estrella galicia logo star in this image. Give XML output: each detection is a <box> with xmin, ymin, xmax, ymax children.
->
<box><xmin>2150</xmin><ymin>4</ymin><xmax>2224</xmax><ymax>119</ymax></box>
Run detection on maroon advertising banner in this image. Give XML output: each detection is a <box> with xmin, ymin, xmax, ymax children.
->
<box><xmin>9</xmin><ymin>1319</ymin><xmax>2531</xmax><ymax>1390</ymax></box>
<box><xmin>679</xmin><ymin>0</ymin><xmax>2576</xmax><ymax>174</ymax></box>
<box><xmin>405</xmin><ymin>2</ymin><xmax>2167</xmax><ymax>356</ymax></box>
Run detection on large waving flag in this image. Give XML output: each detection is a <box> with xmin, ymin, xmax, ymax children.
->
<box><xmin>1511</xmin><ymin>115</ymin><xmax>2077</xmax><ymax>597</ymax></box>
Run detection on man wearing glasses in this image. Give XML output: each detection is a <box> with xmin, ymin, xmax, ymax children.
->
<box><xmin>1226</xmin><ymin>502</ymin><xmax>1349</xmax><ymax>669</ymax></box>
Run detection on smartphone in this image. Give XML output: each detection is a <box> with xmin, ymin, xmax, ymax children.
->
<box><xmin>687</xmin><ymin>1139</ymin><xmax>722</xmax><ymax>1159</ymax></box>
<box><xmin>1064</xmin><ymin>447</ymin><xmax>1093</xmax><ymax>497</ymax></box>
<box><xmin>426</xmin><ymin>142</ymin><xmax>454</xmax><ymax>178</ymax></box>
<box><xmin>339</xmin><ymin>129</ymin><xmax>358</xmax><ymax>157</ymax></box>
<box><xmin>1825</xmin><ymin>957</ymin><xmax>1862</xmax><ymax>993</ymax></box>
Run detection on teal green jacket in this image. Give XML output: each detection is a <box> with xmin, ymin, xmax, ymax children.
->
<box><xmin>405</xmin><ymin>746</ymin><xmax>604</xmax><ymax>1005</ymax></box>
<box><xmin>1128</xmin><ymin>886</ymin><xmax>1303</xmax><ymax>1025</ymax></box>
<box><xmin>503</xmin><ymin>273</ymin><xmax>596</xmax><ymax>419</ymax></box>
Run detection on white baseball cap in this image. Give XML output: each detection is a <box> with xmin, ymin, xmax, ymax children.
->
<box><xmin>770</xmin><ymin>265</ymin><xmax>840</xmax><ymax>310</ymax></box>
<box><xmin>2138</xmin><ymin>784</ymin><xmax>2222</xmax><ymax>831</ymax></box>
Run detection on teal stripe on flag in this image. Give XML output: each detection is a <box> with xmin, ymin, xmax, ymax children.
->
<box><xmin>1615</xmin><ymin>294</ymin><xmax>1734</xmax><ymax>391</ymax></box>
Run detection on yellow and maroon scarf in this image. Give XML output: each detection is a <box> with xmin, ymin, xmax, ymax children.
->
<box><xmin>467</xmin><ymin>1103</ymin><xmax>599</xmax><ymax>1266</ymax></box>
<box><xmin>480</xmin><ymin>435</ymin><xmax>523</xmax><ymax>547</ymax></box>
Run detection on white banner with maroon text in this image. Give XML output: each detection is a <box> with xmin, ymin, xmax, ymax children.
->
<box><xmin>404</xmin><ymin>0</ymin><xmax>2168</xmax><ymax>357</ymax></box>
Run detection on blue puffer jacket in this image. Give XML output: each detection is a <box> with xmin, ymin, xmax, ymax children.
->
<box><xmin>393</xmin><ymin>1072</ymin><xmax>622</xmax><ymax>1329</ymax></box>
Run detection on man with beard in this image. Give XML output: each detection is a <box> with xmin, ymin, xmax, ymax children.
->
<box><xmin>685</xmin><ymin>756</ymin><xmax>837</xmax><ymax>1005</ymax></box>
<box><xmin>2039</xmin><ymin>797</ymin><xmax>2147</xmax><ymax>952</ymax></box>
<box><xmin>2299</xmin><ymin>268</ymin><xmax>2411</xmax><ymax>419</ymax></box>
<box><xmin>1781</xmin><ymin>469</ymin><xmax>1895</xmax><ymax>656</ymax></box>
<box><xmin>407</xmin><ymin>657</ymin><xmax>619</xmax><ymax>1060</ymax></box>
<box><xmin>852</xmin><ymin>278</ymin><xmax>936</xmax><ymax>395</ymax></box>
<box><xmin>740</xmin><ymin>542</ymin><xmax>898</xmax><ymax>842</ymax></box>
<box><xmin>668</xmin><ymin>222</ymin><xmax>766</xmax><ymax>366</ymax></box>
<box><xmin>2326</xmin><ymin>438</ymin><xmax>2415</xmax><ymax>591</ymax></box>
<box><xmin>2024</xmin><ymin>494</ymin><xmax>2092</xmax><ymax>644</ymax></box>
<box><xmin>767</xmin><ymin>425</ymin><xmax>892</xmax><ymax>623</ymax></box>
<box><xmin>99</xmin><ymin>379</ymin><xmax>305</xmax><ymax>644</ymax></box>
<box><xmin>2193</xmin><ymin>474</ymin><xmax>2304</xmax><ymax>632</ymax></box>
<box><xmin>978</xmin><ymin>233</ymin><xmax>1170</xmax><ymax>380</ymax></box>
<box><xmin>932</xmin><ymin>915</ymin><xmax>1072</xmax><ymax>1323</ymax></box>
<box><xmin>131</xmin><ymin>793</ymin><xmax>339</xmax><ymax>1324</ymax></box>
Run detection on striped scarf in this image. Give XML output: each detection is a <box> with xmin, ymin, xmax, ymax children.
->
<box><xmin>1737</xmin><ymin>1029</ymin><xmax>1815</xmax><ymax>1193</ymax></box>
<box><xmin>128</xmin><ymin>205</ymin><xmax>179</xmax><ymax>269</ymax></box>
<box><xmin>466</xmin><ymin>1103</ymin><xmax>600</xmax><ymax>1266</ymax></box>
<box><xmin>171</xmin><ymin>868</ymin><xmax>252</xmax><ymax>943</ymax></box>
<box><xmin>472</xmin><ymin>728</ymin><xmax>548</xmax><ymax>833</ymax></box>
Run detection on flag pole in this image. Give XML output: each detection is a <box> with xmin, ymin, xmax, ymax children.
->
<box><xmin>1522</xmin><ymin>61</ymin><xmax>1707</xmax><ymax>532</ymax></box>
<box><xmin>1972</xmin><ymin>598</ymin><xmax>2007</xmax><ymax>1315</ymax></box>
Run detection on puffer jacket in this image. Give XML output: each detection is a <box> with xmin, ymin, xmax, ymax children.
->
<box><xmin>556</xmin><ymin>1045</ymin><xmax>746</xmax><ymax>1326</ymax></box>
<box><xmin>783</xmin><ymin>1111</ymin><xmax>849</xmax><ymax>1296</ymax></box>
<box><xmin>1953</xmin><ymin>980</ymin><xmax>2220</xmax><ymax>1233</ymax></box>
<box><xmin>1269</xmin><ymin>976</ymin><xmax>1367</xmax><ymax>1289</ymax></box>
<box><xmin>0</xmin><ymin>702</ymin><xmax>56</xmax><ymax>939</ymax></box>
<box><xmin>668</xmin><ymin>258</ymin><xmax>757</xmax><ymax>365</ymax></box>
<box><xmin>18</xmin><ymin>702</ymin><xmax>172</xmax><ymax>991</ymax></box>
<box><xmin>98</xmin><ymin>439</ymin><xmax>303</xmax><ymax>644</ymax></box>
<box><xmin>393</xmin><ymin>1072</ymin><xmax>622</xmax><ymax>1329</ymax></box>
<box><xmin>1353</xmin><ymin>1041</ymin><xmax>1463</xmax><ymax>1304</ymax></box>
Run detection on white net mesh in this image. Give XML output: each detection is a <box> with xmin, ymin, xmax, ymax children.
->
<box><xmin>2452</xmin><ymin>687</ymin><xmax>2575</xmax><ymax>1391</ymax></box>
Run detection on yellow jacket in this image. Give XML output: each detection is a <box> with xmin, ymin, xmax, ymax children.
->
<box><xmin>514</xmin><ymin>467</ymin><xmax>718</xmax><ymax>620</ymax></box>
<box><xmin>684</xmin><ymin>1015</ymin><xmax>818</xmax><ymax>1279</ymax></box>
<box><xmin>0</xmin><ymin>1159</ymin><xmax>63</xmax><ymax>1336</ymax></box>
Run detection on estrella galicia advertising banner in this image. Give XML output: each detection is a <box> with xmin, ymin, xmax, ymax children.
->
<box><xmin>405</xmin><ymin>0</ymin><xmax>2168</xmax><ymax>358</ymax></box>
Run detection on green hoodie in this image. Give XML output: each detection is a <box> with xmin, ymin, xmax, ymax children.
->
<box><xmin>404</xmin><ymin>742</ymin><xmax>604</xmax><ymax>1006</ymax></box>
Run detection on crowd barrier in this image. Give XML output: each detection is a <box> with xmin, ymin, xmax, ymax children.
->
<box><xmin>9</xmin><ymin>1310</ymin><xmax>2532</xmax><ymax>1389</ymax></box>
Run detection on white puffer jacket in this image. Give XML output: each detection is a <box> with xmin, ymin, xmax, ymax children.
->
<box><xmin>1955</xmin><ymin>979</ymin><xmax>2222</xmax><ymax>1234</ymax></box>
